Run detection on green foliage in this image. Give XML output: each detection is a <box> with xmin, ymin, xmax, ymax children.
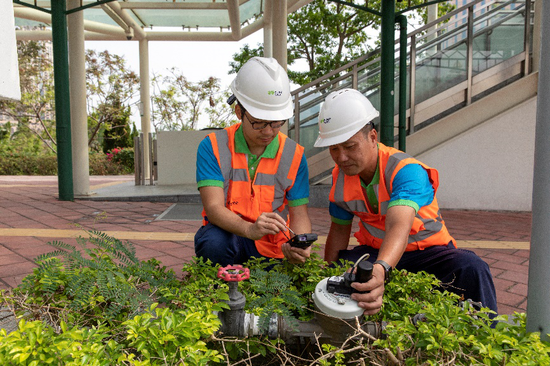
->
<box><xmin>150</xmin><ymin>70</ymin><xmax>235</xmax><ymax>131</ymax></box>
<box><xmin>14</xmin><ymin>231</ymin><xmax>179</xmax><ymax>328</ymax></box>
<box><xmin>1</xmin><ymin>234</ymin><xmax>549</xmax><ymax>365</ymax></box>
<box><xmin>230</xmin><ymin>0</ymin><xmax>456</xmax><ymax>86</ymax></box>
<box><xmin>86</xmin><ymin>50</ymin><xmax>139</xmax><ymax>152</ymax></box>
<box><xmin>0</xmin><ymin>152</ymin><xmax>132</xmax><ymax>175</ymax></box>
<box><xmin>371</xmin><ymin>271</ymin><xmax>550</xmax><ymax>365</ymax></box>
<box><xmin>102</xmin><ymin>104</ymin><xmax>134</xmax><ymax>154</ymax></box>
<box><xmin>0</xmin><ymin>319</ymin><xmax>122</xmax><ymax>366</ymax></box>
<box><xmin>123</xmin><ymin>303</ymin><xmax>223</xmax><ymax>365</ymax></box>
<box><xmin>0</xmin><ymin>153</ymin><xmax>57</xmax><ymax>175</ymax></box>
<box><xmin>89</xmin><ymin>151</ymin><xmax>134</xmax><ymax>175</ymax></box>
<box><xmin>106</xmin><ymin>147</ymin><xmax>135</xmax><ymax>171</ymax></box>
<box><xmin>0</xmin><ymin>40</ymin><xmax>57</xmax><ymax>154</ymax></box>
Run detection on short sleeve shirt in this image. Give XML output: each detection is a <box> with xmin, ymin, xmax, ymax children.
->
<box><xmin>330</xmin><ymin>158</ymin><xmax>434</xmax><ymax>225</ymax></box>
<box><xmin>196</xmin><ymin>126</ymin><xmax>309</xmax><ymax>207</ymax></box>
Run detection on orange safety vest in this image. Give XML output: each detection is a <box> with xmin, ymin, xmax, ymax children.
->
<box><xmin>329</xmin><ymin>143</ymin><xmax>456</xmax><ymax>251</ymax></box>
<box><xmin>202</xmin><ymin>123</ymin><xmax>305</xmax><ymax>258</ymax></box>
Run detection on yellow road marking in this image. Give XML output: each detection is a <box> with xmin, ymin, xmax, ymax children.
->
<box><xmin>0</xmin><ymin>228</ymin><xmax>194</xmax><ymax>241</ymax></box>
<box><xmin>0</xmin><ymin>185</ymin><xmax>58</xmax><ymax>188</ymax></box>
<box><xmin>0</xmin><ymin>229</ymin><xmax>530</xmax><ymax>249</ymax></box>
<box><xmin>90</xmin><ymin>181</ymin><xmax>131</xmax><ymax>190</ymax></box>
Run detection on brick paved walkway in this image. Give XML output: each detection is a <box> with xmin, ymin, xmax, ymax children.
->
<box><xmin>0</xmin><ymin>176</ymin><xmax>531</xmax><ymax>315</ymax></box>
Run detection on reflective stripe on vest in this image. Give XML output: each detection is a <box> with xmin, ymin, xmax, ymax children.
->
<box><xmin>213</xmin><ymin>128</ymin><xmax>298</xmax><ymax>211</ymax></box>
<box><xmin>330</xmin><ymin>143</ymin><xmax>454</xmax><ymax>251</ymax></box>
<box><xmin>205</xmin><ymin>124</ymin><xmax>304</xmax><ymax>258</ymax></box>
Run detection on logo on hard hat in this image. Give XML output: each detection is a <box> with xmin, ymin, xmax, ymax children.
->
<box><xmin>321</xmin><ymin>117</ymin><xmax>331</xmax><ymax>124</ymax></box>
<box><xmin>268</xmin><ymin>90</ymin><xmax>283</xmax><ymax>96</ymax></box>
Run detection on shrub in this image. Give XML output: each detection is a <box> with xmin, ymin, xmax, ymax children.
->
<box><xmin>0</xmin><ymin>153</ymin><xmax>57</xmax><ymax>175</ymax></box>
<box><xmin>1</xmin><ymin>236</ymin><xmax>549</xmax><ymax>365</ymax></box>
<box><xmin>106</xmin><ymin>147</ymin><xmax>134</xmax><ymax>171</ymax></box>
<box><xmin>0</xmin><ymin>152</ymin><xmax>134</xmax><ymax>175</ymax></box>
<box><xmin>89</xmin><ymin>152</ymin><xmax>133</xmax><ymax>175</ymax></box>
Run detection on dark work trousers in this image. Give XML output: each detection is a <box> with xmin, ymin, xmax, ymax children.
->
<box><xmin>338</xmin><ymin>242</ymin><xmax>498</xmax><ymax>315</ymax></box>
<box><xmin>194</xmin><ymin>223</ymin><xmax>268</xmax><ymax>266</ymax></box>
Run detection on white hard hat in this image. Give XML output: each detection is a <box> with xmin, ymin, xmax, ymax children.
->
<box><xmin>230</xmin><ymin>57</ymin><xmax>293</xmax><ymax>121</ymax></box>
<box><xmin>314</xmin><ymin>88</ymin><xmax>379</xmax><ymax>147</ymax></box>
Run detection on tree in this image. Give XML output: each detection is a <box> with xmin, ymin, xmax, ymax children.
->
<box><xmin>203</xmin><ymin>88</ymin><xmax>238</xmax><ymax>129</ymax></box>
<box><xmin>150</xmin><ymin>73</ymin><xmax>186</xmax><ymax>132</ymax></box>
<box><xmin>86</xmin><ymin>49</ymin><xmax>139</xmax><ymax>152</ymax></box>
<box><xmin>0</xmin><ymin>40</ymin><xmax>56</xmax><ymax>154</ymax></box>
<box><xmin>101</xmin><ymin>102</ymin><xmax>133</xmax><ymax>153</ymax></box>
<box><xmin>150</xmin><ymin>70</ymin><xmax>237</xmax><ymax>131</ymax></box>
<box><xmin>229</xmin><ymin>0</ymin><xmax>455</xmax><ymax>86</ymax></box>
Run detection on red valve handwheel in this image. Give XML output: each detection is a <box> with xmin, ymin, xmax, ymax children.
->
<box><xmin>217</xmin><ymin>265</ymin><xmax>250</xmax><ymax>282</ymax></box>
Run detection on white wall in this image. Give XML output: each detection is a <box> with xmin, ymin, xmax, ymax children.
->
<box><xmin>156</xmin><ymin>130</ymin><xmax>211</xmax><ymax>185</ymax></box>
<box><xmin>418</xmin><ymin>97</ymin><xmax>537</xmax><ymax>211</ymax></box>
<box><xmin>0</xmin><ymin>3</ymin><xmax>21</xmax><ymax>101</ymax></box>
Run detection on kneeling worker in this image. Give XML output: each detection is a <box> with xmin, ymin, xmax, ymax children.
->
<box><xmin>315</xmin><ymin>88</ymin><xmax>497</xmax><ymax>315</ymax></box>
<box><xmin>195</xmin><ymin>57</ymin><xmax>312</xmax><ymax>266</ymax></box>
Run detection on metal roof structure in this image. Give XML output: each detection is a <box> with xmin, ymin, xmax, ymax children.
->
<box><xmin>13</xmin><ymin>0</ymin><xmax>312</xmax><ymax>42</ymax></box>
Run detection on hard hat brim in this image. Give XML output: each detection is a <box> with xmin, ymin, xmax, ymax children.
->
<box><xmin>313</xmin><ymin>123</ymin><xmax>364</xmax><ymax>148</ymax></box>
<box><xmin>238</xmin><ymin>98</ymin><xmax>294</xmax><ymax>121</ymax></box>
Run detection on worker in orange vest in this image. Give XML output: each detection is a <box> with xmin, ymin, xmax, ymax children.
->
<box><xmin>315</xmin><ymin>88</ymin><xmax>497</xmax><ymax>315</ymax></box>
<box><xmin>195</xmin><ymin>57</ymin><xmax>312</xmax><ymax>266</ymax></box>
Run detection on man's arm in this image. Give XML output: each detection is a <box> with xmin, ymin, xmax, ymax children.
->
<box><xmin>351</xmin><ymin>205</ymin><xmax>415</xmax><ymax>315</ymax></box>
<box><xmin>200</xmin><ymin>186</ymin><xmax>287</xmax><ymax>240</ymax></box>
<box><xmin>281</xmin><ymin>204</ymin><xmax>312</xmax><ymax>264</ymax></box>
<box><xmin>324</xmin><ymin>221</ymin><xmax>353</xmax><ymax>263</ymax></box>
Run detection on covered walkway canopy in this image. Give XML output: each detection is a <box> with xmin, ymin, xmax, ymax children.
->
<box><xmin>12</xmin><ymin>0</ymin><xmax>312</xmax><ymax>200</ymax></box>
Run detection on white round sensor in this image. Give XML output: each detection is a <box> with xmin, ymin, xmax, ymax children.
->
<box><xmin>312</xmin><ymin>278</ymin><xmax>364</xmax><ymax>319</ymax></box>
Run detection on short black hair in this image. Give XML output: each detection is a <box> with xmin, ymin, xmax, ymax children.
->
<box><xmin>360</xmin><ymin>121</ymin><xmax>376</xmax><ymax>136</ymax></box>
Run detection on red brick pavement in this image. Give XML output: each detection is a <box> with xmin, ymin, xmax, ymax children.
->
<box><xmin>0</xmin><ymin>176</ymin><xmax>532</xmax><ymax>315</ymax></box>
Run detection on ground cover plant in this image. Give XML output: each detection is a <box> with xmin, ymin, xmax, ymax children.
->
<box><xmin>0</xmin><ymin>231</ymin><xmax>548</xmax><ymax>365</ymax></box>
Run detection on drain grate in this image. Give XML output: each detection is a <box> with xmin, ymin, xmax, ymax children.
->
<box><xmin>156</xmin><ymin>203</ymin><xmax>203</xmax><ymax>221</ymax></box>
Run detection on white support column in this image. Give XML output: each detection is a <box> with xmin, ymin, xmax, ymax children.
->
<box><xmin>68</xmin><ymin>0</ymin><xmax>90</xmax><ymax>196</ymax></box>
<box><xmin>139</xmin><ymin>39</ymin><xmax>151</xmax><ymax>180</ymax></box>
<box><xmin>272</xmin><ymin>0</ymin><xmax>288</xmax><ymax>70</ymax></box>
<box><xmin>272</xmin><ymin>0</ymin><xmax>288</xmax><ymax>135</ymax></box>
<box><xmin>263</xmin><ymin>0</ymin><xmax>273</xmax><ymax>57</ymax></box>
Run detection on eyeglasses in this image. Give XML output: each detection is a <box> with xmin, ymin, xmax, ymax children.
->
<box><xmin>244</xmin><ymin>111</ymin><xmax>286</xmax><ymax>130</ymax></box>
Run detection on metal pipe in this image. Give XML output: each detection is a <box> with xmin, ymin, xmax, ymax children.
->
<box><xmin>51</xmin><ymin>0</ymin><xmax>74</xmax><ymax>201</ymax></box>
<box><xmin>466</xmin><ymin>5</ymin><xmax>474</xmax><ymax>106</ymax></box>
<box><xmin>523</xmin><ymin>0</ymin><xmax>532</xmax><ymax>76</ymax></box>
<box><xmin>397</xmin><ymin>15</ymin><xmax>407</xmax><ymax>152</ymax></box>
<box><xmin>409</xmin><ymin>34</ymin><xmax>416</xmax><ymax>134</ymax></box>
<box><xmin>379</xmin><ymin>0</ymin><xmax>395</xmax><ymax>146</ymax></box>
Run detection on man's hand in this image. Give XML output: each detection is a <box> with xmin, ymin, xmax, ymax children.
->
<box><xmin>245</xmin><ymin>212</ymin><xmax>288</xmax><ymax>240</ymax></box>
<box><xmin>349</xmin><ymin>263</ymin><xmax>386</xmax><ymax>315</ymax></box>
<box><xmin>281</xmin><ymin>242</ymin><xmax>311</xmax><ymax>264</ymax></box>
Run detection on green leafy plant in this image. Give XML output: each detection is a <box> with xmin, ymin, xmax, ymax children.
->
<box><xmin>123</xmin><ymin>303</ymin><xmax>223</xmax><ymax>365</ymax></box>
<box><xmin>1</xmin><ymin>233</ymin><xmax>549</xmax><ymax>365</ymax></box>
<box><xmin>12</xmin><ymin>231</ymin><xmax>178</xmax><ymax>328</ymax></box>
<box><xmin>107</xmin><ymin>147</ymin><xmax>134</xmax><ymax>171</ymax></box>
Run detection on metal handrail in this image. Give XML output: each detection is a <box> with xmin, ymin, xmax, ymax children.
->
<box><xmin>291</xmin><ymin>0</ymin><xmax>532</xmax><ymax>161</ymax></box>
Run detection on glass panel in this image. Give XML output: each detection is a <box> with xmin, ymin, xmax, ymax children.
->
<box><xmin>471</xmin><ymin>0</ymin><xmax>526</xmax><ymax>75</ymax></box>
<box><xmin>414</xmin><ymin>22</ymin><xmax>468</xmax><ymax>105</ymax></box>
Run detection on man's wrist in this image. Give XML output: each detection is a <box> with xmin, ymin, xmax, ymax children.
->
<box><xmin>374</xmin><ymin>259</ymin><xmax>393</xmax><ymax>284</ymax></box>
